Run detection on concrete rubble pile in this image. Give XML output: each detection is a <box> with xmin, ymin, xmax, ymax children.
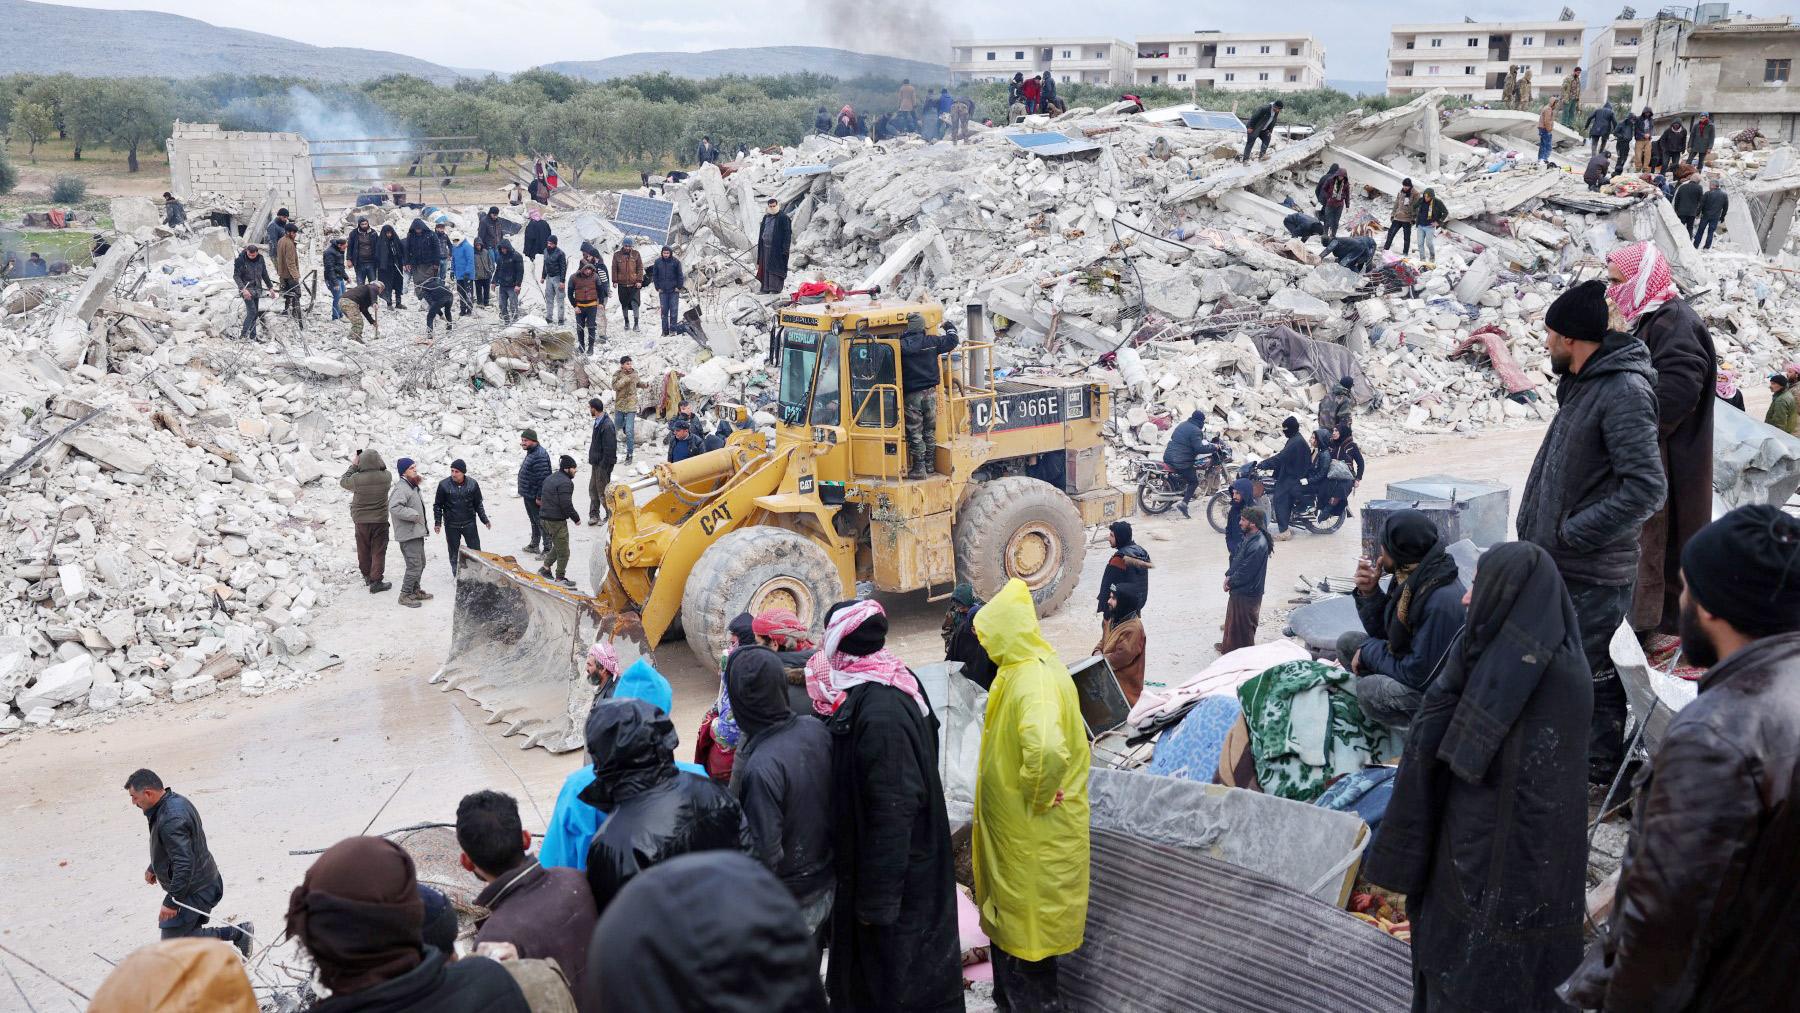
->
<box><xmin>4</xmin><ymin>88</ymin><xmax>1800</xmax><ymax>740</ymax></box>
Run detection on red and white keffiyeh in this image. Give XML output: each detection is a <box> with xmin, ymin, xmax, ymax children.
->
<box><xmin>1606</xmin><ymin>241</ymin><xmax>1679</xmax><ymax>326</ymax></box>
<box><xmin>803</xmin><ymin>599</ymin><xmax>926</xmax><ymax>716</ymax></box>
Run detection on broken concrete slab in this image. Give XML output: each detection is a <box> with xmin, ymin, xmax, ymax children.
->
<box><xmin>65</xmin><ymin>428</ymin><xmax>155</xmax><ymax>475</ymax></box>
<box><xmin>71</xmin><ymin>238</ymin><xmax>140</xmax><ymax>325</ymax></box>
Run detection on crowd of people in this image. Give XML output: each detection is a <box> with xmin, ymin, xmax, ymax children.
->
<box><xmin>103</xmin><ymin>572</ymin><xmax>1108</xmax><ymax>1010</ymax></box>
<box><xmin>218</xmin><ymin>188</ymin><xmax>797</xmax><ymax>345</ymax></box>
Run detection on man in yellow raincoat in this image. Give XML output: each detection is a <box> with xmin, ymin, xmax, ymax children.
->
<box><xmin>973</xmin><ymin>578</ymin><xmax>1091</xmax><ymax>1010</ymax></box>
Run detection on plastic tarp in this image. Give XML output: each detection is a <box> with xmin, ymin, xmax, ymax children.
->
<box><xmin>1254</xmin><ymin>325</ymin><xmax>1376</xmax><ymax>405</ymax></box>
<box><xmin>1712</xmin><ymin>401</ymin><xmax>1800</xmax><ymax>511</ymax></box>
<box><xmin>1087</xmin><ymin>767</ymin><xmax>1369</xmax><ymax>905</ymax></box>
<box><xmin>935</xmin><ymin>662</ymin><xmax>987</xmax><ymax>824</ymax></box>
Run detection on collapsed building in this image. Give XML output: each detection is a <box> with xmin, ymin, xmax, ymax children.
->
<box><xmin>3</xmin><ymin>89</ymin><xmax>1800</xmax><ymax>736</ymax></box>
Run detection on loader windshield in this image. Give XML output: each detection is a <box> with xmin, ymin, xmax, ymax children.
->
<box><xmin>776</xmin><ymin>329</ymin><xmax>821</xmax><ymax>426</ymax></box>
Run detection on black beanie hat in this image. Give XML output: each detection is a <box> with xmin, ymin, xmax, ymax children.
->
<box><xmin>559</xmin><ymin>454</ymin><xmax>577</xmax><ymax>470</ymax></box>
<box><xmin>1545</xmin><ymin>280</ymin><xmax>1610</xmax><ymax>343</ymax></box>
<box><xmin>450</xmin><ymin>458</ymin><xmax>467</xmax><ymax>472</ymax></box>
<box><xmin>1682</xmin><ymin>505</ymin><xmax>1800</xmax><ymax>636</ymax></box>
<box><xmin>1282</xmin><ymin>415</ymin><xmax>1300</xmax><ymax>436</ymax></box>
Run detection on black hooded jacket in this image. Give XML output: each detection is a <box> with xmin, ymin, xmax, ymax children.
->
<box><xmin>492</xmin><ymin>245</ymin><xmax>525</xmax><ymax>288</ymax></box>
<box><xmin>1516</xmin><ymin>331</ymin><xmax>1666</xmax><ymax>586</ymax></box>
<box><xmin>312</xmin><ymin>949</ymin><xmax>527</xmax><ymax>1013</ymax></box>
<box><xmin>403</xmin><ymin>220</ymin><xmax>438</xmax><ymax>268</ymax></box>
<box><xmin>523</xmin><ymin>218</ymin><xmax>552</xmax><ymax>259</ymax></box>
<box><xmin>1162</xmin><ymin>410</ymin><xmax>1213</xmax><ymax>469</ymax></box>
<box><xmin>583</xmin><ymin>852</ymin><xmax>827</xmax><ymax>1013</ymax></box>
<box><xmin>1097</xmin><ymin>520</ymin><xmax>1151</xmax><ymax>612</ymax></box>
<box><xmin>899</xmin><ymin>322</ymin><xmax>959</xmax><ymax>394</ymax></box>
<box><xmin>725</xmin><ymin>644</ymin><xmax>835</xmax><ymax>899</ymax></box>
<box><xmin>581</xmin><ymin>699</ymin><xmax>754</xmax><ymax>912</ymax></box>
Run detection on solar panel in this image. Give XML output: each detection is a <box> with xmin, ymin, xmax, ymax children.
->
<box><xmin>1002</xmin><ymin>131</ymin><xmax>1101</xmax><ymax>157</ymax></box>
<box><xmin>612</xmin><ymin>194</ymin><xmax>675</xmax><ymax>247</ymax></box>
<box><xmin>1179</xmin><ymin>110</ymin><xmax>1246</xmax><ymax>131</ymax></box>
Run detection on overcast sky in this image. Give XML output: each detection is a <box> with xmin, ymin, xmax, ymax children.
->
<box><xmin>46</xmin><ymin>0</ymin><xmax>1796</xmax><ymax>81</ymax></box>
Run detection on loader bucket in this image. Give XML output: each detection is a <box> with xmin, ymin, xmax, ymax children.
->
<box><xmin>431</xmin><ymin>550</ymin><xmax>636</xmax><ymax>752</ymax></box>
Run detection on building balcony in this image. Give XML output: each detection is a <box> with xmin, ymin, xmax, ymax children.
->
<box><xmin>1216</xmin><ymin>51</ymin><xmax>1318</xmax><ymax>68</ymax></box>
<box><xmin>1387</xmin><ymin>44</ymin><xmax>1490</xmax><ymax>62</ymax></box>
<box><xmin>1134</xmin><ymin>54</ymin><xmax>1201</xmax><ymax>70</ymax></box>
<box><xmin>950</xmin><ymin>58</ymin><xmax>1042</xmax><ymax>73</ymax></box>
<box><xmin>1388</xmin><ymin>72</ymin><xmax>1489</xmax><ymax>89</ymax></box>
<box><xmin>1048</xmin><ymin>58</ymin><xmax>1117</xmax><ymax>71</ymax></box>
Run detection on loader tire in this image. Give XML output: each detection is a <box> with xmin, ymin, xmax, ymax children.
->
<box><xmin>681</xmin><ymin>527</ymin><xmax>842</xmax><ymax>669</ymax></box>
<box><xmin>954</xmin><ymin>476</ymin><xmax>1085</xmax><ymax>616</ymax></box>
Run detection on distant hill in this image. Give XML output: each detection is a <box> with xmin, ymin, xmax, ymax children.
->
<box><xmin>0</xmin><ymin>0</ymin><xmax>470</xmax><ymax>83</ymax></box>
<box><xmin>543</xmin><ymin>46</ymin><xmax>949</xmax><ymax>83</ymax></box>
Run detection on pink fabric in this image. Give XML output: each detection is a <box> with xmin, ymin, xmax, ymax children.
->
<box><xmin>527</xmin><ymin>208</ymin><xmax>543</xmax><ymax>222</ymax></box>
<box><xmin>805</xmin><ymin>600</ymin><xmax>926</xmax><ymax>716</ymax></box>
<box><xmin>587</xmin><ymin>641</ymin><xmax>619</xmax><ymax>677</ymax></box>
<box><xmin>1127</xmin><ymin>639</ymin><xmax>1311</xmax><ymax>726</ymax></box>
<box><xmin>1452</xmin><ymin>324</ymin><xmax>1535</xmax><ymax>395</ymax></box>
<box><xmin>1716</xmin><ymin>363</ymin><xmax>1739</xmax><ymax>399</ymax></box>
<box><xmin>1606</xmin><ymin>241</ymin><xmax>1678</xmax><ymax>325</ymax></box>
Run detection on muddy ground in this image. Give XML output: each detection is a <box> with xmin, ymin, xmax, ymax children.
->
<box><xmin>0</xmin><ymin>423</ymin><xmax>1554</xmax><ymax>1004</ymax></box>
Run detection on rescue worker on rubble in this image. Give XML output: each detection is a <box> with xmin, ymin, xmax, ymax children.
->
<box><xmin>338</xmin><ymin>280</ymin><xmax>383</xmax><ymax>342</ymax></box>
<box><xmin>1241</xmin><ymin>99</ymin><xmax>1283</xmax><ymax>163</ymax></box>
<box><xmin>1318</xmin><ymin>376</ymin><xmax>1355</xmax><ymax>433</ymax></box>
<box><xmin>324</xmin><ymin>236</ymin><xmax>349</xmax><ymax>321</ymax></box>
<box><xmin>376</xmin><ymin>224</ymin><xmax>405</xmax><ymax>309</ymax></box>
<box><xmin>646</xmin><ymin>245</ymin><xmax>685</xmax><ymax>336</ymax></box>
<box><xmin>161</xmin><ymin>191</ymin><xmax>187</xmax><ymax>229</ymax></box>
<box><xmin>275</xmin><ymin>223</ymin><xmax>302</xmax><ymax>324</ymax></box>
<box><xmin>899</xmin><ymin>312</ymin><xmax>960</xmax><ymax>480</ymax></box>
<box><xmin>349</xmin><ymin>216</ymin><xmax>379</xmax><ymax>286</ymax></box>
<box><xmin>757</xmin><ymin>198</ymin><xmax>793</xmax><ymax>295</ymax></box>
<box><xmin>232</xmin><ymin>243</ymin><xmax>273</xmax><ymax>341</ymax></box>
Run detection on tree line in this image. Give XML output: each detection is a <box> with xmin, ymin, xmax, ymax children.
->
<box><xmin>0</xmin><ymin>70</ymin><xmax>1402</xmax><ymax>181</ymax></box>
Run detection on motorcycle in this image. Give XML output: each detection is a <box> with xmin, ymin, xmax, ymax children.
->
<box><xmin>1133</xmin><ymin>444</ymin><xmax>1232</xmax><ymax>516</ymax></box>
<box><xmin>1206</xmin><ymin>462</ymin><xmax>1347</xmax><ymax>535</ymax></box>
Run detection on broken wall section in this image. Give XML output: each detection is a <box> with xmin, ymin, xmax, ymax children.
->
<box><xmin>165</xmin><ymin>122</ymin><xmax>321</xmax><ymax>221</ymax></box>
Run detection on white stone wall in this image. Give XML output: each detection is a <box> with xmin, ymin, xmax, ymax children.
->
<box><xmin>165</xmin><ymin>122</ymin><xmax>322</xmax><ymax>220</ymax></box>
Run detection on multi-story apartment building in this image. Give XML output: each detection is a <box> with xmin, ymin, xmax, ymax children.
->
<box><xmin>1387</xmin><ymin>21</ymin><xmax>1587</xmax><ymax>102</ymax></box>
<box><xmin>1636</xmin><ymin>13</ymin><xmax>1800</xmax><ymax>142</ymax></box>
<box><xmin>1584</xmin><ymin>19</ymin><xmax>1646</xmax><ymax>105</ymax></box>
<box><xmin>1131</xmin><ymin>32</ymin><xmax>1327</xmax><ymax>91</ymax></box>
<box><xmin>948</xmin><ymin>38</ymin><xmax>1134</xmax><ymax>86</ymax></box>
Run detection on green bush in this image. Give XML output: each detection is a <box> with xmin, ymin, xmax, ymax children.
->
<box><xmin>50</xmin><ymin>174</ymin><xmax>87</xmax><ymax>203</ymax></box>
<box><xmin>0</xmin><ymin>148</ymin><xmax>17</xmax><ymax>195</ymax></box>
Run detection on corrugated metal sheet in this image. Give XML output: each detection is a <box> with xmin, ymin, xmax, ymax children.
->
<box><xmin>1061</xmin><ymin>827</ymin><xmax>1412</xmax><ymax>1013</ymax></box>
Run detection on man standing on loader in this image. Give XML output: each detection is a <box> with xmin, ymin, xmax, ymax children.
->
<box><xmin>899</xmin><ymin>313</ymin><xmax>959</xmax><ymax>480</ymax></box>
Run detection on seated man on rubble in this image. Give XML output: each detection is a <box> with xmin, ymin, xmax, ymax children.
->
<box><xmin>1337</xmin><ymin>510</ymin><xmax>1468</xmax><ymax>732</ymax></box>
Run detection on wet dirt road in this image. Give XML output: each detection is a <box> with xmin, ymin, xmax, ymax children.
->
<box><xmin>0</xmin><ymin>423</ymin><xmax>1548</xmax><ymax>1005</ymax></box>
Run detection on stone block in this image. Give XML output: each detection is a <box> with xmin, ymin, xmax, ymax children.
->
<box><xmin>171</xmin><ymin>674</ymin><xmax>218</xmax><ymax>703</ymax></box>
<box><xmin>16</xmin><ymin>656</ymin><xmax>94</xmax><ymax>713</ymax></box>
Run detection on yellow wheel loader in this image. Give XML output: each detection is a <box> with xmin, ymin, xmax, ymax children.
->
<box><xmin>436</xmin><ymin>297</ymin><xmax>1129</xmax><ymax>749</ymax></box>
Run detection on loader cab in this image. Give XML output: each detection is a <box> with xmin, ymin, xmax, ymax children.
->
<box><xmin>774</xmin><ymin>302</ymin><xmax>940</xmax><ymax>481</ymax></box>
